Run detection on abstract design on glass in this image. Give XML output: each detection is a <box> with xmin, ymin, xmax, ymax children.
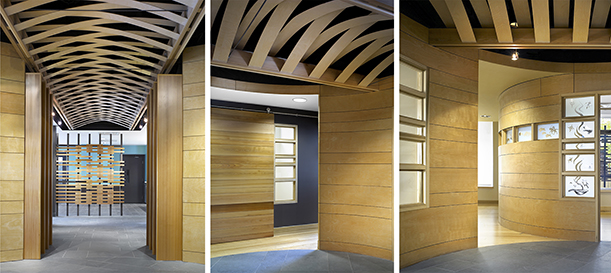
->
<box><xmin>568</xmin><ymin>176</ymin><xmax>590</xmax><ymax>196</ymax></box>
<box><xmin>538</xmin><ymin>125</ymin><xmax>558</xmax><ymax>138</ymax></box>
<box><xmin>566</xmin><ymin>121</ymin><xmax>595</xmax><ymax>138</ymax></box>
<box><xmin>566</xmin><ymin>154</ymin><xmax>594</xmax><ymax>172</ymax></box>
<box><xmin>568</xmin><ymin>98</ymin><xmax>593</xmax><ymax>116</ymax></box>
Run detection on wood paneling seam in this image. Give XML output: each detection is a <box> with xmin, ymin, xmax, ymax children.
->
<box><xmin>430</xmin><ymin>203</ymin><xmax>477</xmax><ymax>208</ymax></box>
<box><xmin>319</xmin><ymin>240</ymin><xmax>392</xmax><ymax>251</ymax></box>
<box><xmin>319</xmin><ymin>117</ymin><xmax>392</xmax><ymax>123</ymax></box>
<box><xmin>428</xmin><ymin>138</ymin><xmax>477</xmax><ymax>144</ymax></box>
<box><xmin>430</xmin><ymin>95</ymin><xmax>477</xmax><ymax>106</ymax></box>
<box><xmin>320</xmin><ymin>107</ymin><xmax>392</xmax><ymax>114</ymax></box>
<box><xmin>500</xmin><ymin>217</ymin><xmax>594</xmax><ymax>232</ymax></box>
<box><xmin>500</xmin><ymin>185</ymin><xmax>557</xmax><ymax>191</ymax></box>
<box><xmin>430</xmin><ymin>82</ymin><xmax>478</xmax><ymax>95</ymax></box>
<box><xmin>428</xmin><ymin>124</ymin><xmax>477</xmax><ymax>131</ymax></box>
<box><xmin>500</xmin><ymin>93</ymin><xmax>560</xmax><ymax>108</ymax></box>
<box><xmin>319</xmin><ymin>213</ymin><xmax>391</xmax><ymax>220</ymax></box>
<box><xmin>399</xmin><ymin>236</ymin><xmax>477</xmax><ymax>255</ymax></box>
<box><xmin>319</xmin><ymin>202</ymin><xmax>391</xmax><ymax>208</ymax></box>
<box><xmin>430</xmin><ymin>191</ymin><xmax>477</xmax><ymax>194</ymax></box>
<box><xmin>499</xmin><ymin>193</ymin><xmax>589</xmax><ymax>202</ymax></box>
<box><xmin>499</xmin><ymin>152</ymin><xmax>558</xmax><ymax>156</ymax></box>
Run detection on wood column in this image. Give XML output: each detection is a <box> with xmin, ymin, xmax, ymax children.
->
<box><xmin>155</xmin><ymin>75</ymin><xmax>183</xmax><ymax>260</ymax></box>
<box><xmin>24</xmin><ymin>73</ymin><xmax>42</xmax><ymax>259</ymax></box>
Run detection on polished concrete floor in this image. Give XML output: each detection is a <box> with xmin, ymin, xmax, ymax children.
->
<box><xmin>0</xmin><ymin>204</ymin><xmax>204</xmax><ymax>273</ymax></box>
<box><xmin>401</xmin><ymin>241</ymin><xmax>611</xmax><ymax>273</ymax></box>
<box><xmin>211</xmin><ymin>249</ymin><xmax>393</xmax><ymax>273</ymax></box>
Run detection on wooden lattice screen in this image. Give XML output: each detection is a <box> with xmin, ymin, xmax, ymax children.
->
<box><xmin>56</xmin><ymin>138</ymin><xmax>125</xmax><ymax>216</ymax></box>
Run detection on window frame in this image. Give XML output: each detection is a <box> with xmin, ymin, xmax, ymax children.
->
<box><xmin>274</xmin><ymin>124</ymin><xmax>298</xmax><ymax>204</ymax></box>
<box><xmin>400</xmin><ymin>56</ymin><xmax>429</xmax><ymax>212</ymax></box>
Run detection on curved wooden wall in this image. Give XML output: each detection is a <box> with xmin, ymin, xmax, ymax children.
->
<box><xmin>318</xmin><ymin>79</ymin><xmax>394</xmax><ymax>261</ymax></box>
<box><xmin>0</xmin><ymin>42</ymin><xmax>26</xmax><ymax>262</ymax></box>
<box><xmin>498</xmin><ymin>74</ymin><xmax>597</xmax><ymax>241</ymax></box>
<box><xmin>400</xmin><ymin>20</ymin><xmax>478</xmax><ymax>268</ymax></box>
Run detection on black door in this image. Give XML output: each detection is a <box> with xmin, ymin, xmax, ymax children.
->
<box><xmin>124</xmin><ymin>155</ymin><xmax>145</xmax><ymax>203</ymax></box>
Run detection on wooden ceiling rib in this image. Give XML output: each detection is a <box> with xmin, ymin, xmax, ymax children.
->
<box><xmin>212</xmin><ymin>0</ymin><xmax>394</xmax><ymax>92</ymax></box>
<box><xmin>0</xmin><ymin>0</ymin><xmax>205</xmax><ymax>130</ymax></box>
<box><xmin>445</xmin><ymin>0</ymin><xmax>476</xmax><ymax>43</ymax></box>
<box><xmin>591</xmin><ymin>0</ymin><xmax>611</xmax><ymax>28</ymax></box>
<box><xmin>573</xmin><ymin>0</ymin><xmax>592</xmax><ymax>43</ymax></box>
<box><xmin>488</xmin><ymin>0</ymin><xmax>513</xmax><ymax>43</ymax></box>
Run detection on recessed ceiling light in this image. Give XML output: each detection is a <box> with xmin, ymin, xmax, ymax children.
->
<box><xmin>511</xmin><ymin>51</ymin><xmax>519</xmax><ymax>61</ymax></box>
<box><xmin>52</xmin><ymin>112</ymin><xmax>55</xmax><ymax>117</ymax></box>
<box><xmin>139</xmin><ymin>125</ymin><xmax>143</xmax><ymax>129</ymax></box>
<box><xmin>143</xmin><ymin>117</ymin><xmax>148</xmax><ymax>123</ymax></box>
<box><xmin>510</xmin><ymin>22</ymin><xmax>518</xmax><ymax>28</ymax></box>
<box><xmin>480</xmin><ymin>114</ymin><xmax>491</xmax><ymax>118</ymax></box>
<box><xmin>58</xmin><ymin>121</ymin><xmax>62</xmax><ymax>125</ymax></box>
<box><xmin>293</xmin><ymin>97</ymin><xmax>307</xmax><ymax>103</ymax></box>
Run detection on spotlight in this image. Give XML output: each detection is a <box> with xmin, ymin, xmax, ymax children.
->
<box><xmin>58</xmin><ymin>121</ymin><xmax>62</xmax><ymax>125</ymax></box>
<box><xmin>143</xmin><ymin>117</ymin><xmax>148</xmax><ymax>123</ymax></box>
<box><xmin>511</xmin><ymin>51</ymin><xmax>519</xmax><ymax>61</ymax></box>
<box><xmin>139</xmin><ymin>124</ymin><xmax>143</xmax><ymax>129</ymax></box>
<box><xmin>52</xmin><ymin>112</ymin><xmax>55</xmax><ymax>117</ymax></box>
<box><xmin>510</xmin><ymin>22</ymin><xmax>518</xmax><ymax>28</ymax></box>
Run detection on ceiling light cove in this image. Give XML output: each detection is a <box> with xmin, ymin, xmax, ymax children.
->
<box><xmin>292</xmin><ymin>98</ymin><xmax>307</xmax><ymax>103</ymax></box>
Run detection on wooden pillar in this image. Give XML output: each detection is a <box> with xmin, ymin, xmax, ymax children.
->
<box><xmin>155</xmin><ymin>75</ymin><xmax>183</xmax><ymax>260</ymax></box>
<box><xmin>24</xmin><ymin>73</ymin><xmax>43</xmax><ymax>259</ymax></box>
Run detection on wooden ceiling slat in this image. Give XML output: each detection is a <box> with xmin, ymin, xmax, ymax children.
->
<box><xmin>210</xmin><ymin>0</ymin><xmax>223</xmax><ymax>26</ymax></box>
<box><xmin>531</xmin><ymin>0</ymin><xmax>550</xmax><ymax>43</ymax></box>
<box><xmin>234</xmin><ymin>0</ymin><xmax>284</xmax><ymax>49</ymax></box>
<box><xmin>212</xmin><ymin>0</ymin><xmax>249</xmax><ymax>62</ymax></box>
<box><xmin>573</xmin><ymin>0</ymin><xmax>592</xmax><ymax>43</ymax></box>
<box><xmin>335</xmin><ymin>36</ymin><xmax>392</xmax><ymax>83</ymax></box>
<box><xmin>334</xmin><ymin>29</ymin><xmax>393</xmax><ymax>63</ymax></box>
<box><xmin>429</xmin><ymin>0</ymin><xmax>455</xmax><ymax>27</ymax></box>
<box><xmin>445</xmin><ymin>0</ymin><xmax>477</xmax><ymax>43</ymax></box>
<box><xmin>270</xmin><ymin>1</ymin><xmax>351</xmax><ymax>55</ymax></box>
<box><xmin>488</xmin><ymin>0</ymin><xmax>514</xmax><ymax>43</ymax></box>
<box><xmin>3</xmin><ymin>0</ymin><xmax>54</xmax><ymax>16</ymax></box>
<box><xmin>249</xmin><ymin>0</ymin><xmax>301</xmax><ymax>68</ymax></box>
<box><xmin>511</xmin><ymin>0</ymin><xmax>532</xmax><ymax>27</ymax></box>
<box><xmin>553</xmin><ymin>0</ymin><xmax>570</xmax><ymax>28</ymax></box>
<box><xmin>591</xmin><ymin>0</ymin><xmax>611</xmax><ymax>28</ymax></box>
<box><xmin>358</xmin><ymin>53</ymin><xmax>392</xmax><ymax>87</ymax></box>
<box><xmin>280</xmin><ymin>10</ymin><xmax>341</xmax><ymax>73</ymax></box>
<box><xmin>469</xmin><ymin>0</ymin><xmax>493</xmax><ymax>28</ymax></box>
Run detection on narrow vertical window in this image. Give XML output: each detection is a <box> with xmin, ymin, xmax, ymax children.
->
<box><xmin>274</xmin><ymin>124</ymin><xmax>297</xmax><ymax>203</ymax></box>
<box><xmin>400</xmin><ymin>59</ymin><xmax>427</xmax><ymax>209</ymax></box>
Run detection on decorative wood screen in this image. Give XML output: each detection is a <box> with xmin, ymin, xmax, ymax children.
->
<box><xmin>56</xmin><ymin>134</ymin><xmax>125</xmax><ymax>216</ymax></box>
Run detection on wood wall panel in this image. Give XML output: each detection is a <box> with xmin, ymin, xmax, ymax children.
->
<box><xmin>498</xmin><ymin>75</ymin><xmax>596</xmax><ymax>242</ymax></box>
<box><xmin>400</xmin><ymin>29</ymin><xmax>478</xmax><ymax>268</ymax></box>
<box><xmin>211</xmin><ymin>108</ymin><xmax>274</xmax><ymax>244</ymax></box>
<box><xmin>182</xmin><ymin>45</ymin><xmax>205</xmax><ymax>264</ymax></box>
<box><xmin>156</xmin><ymin>75</ymin><xmax>183</xmax><ymax>260</ymax></box>
<box><xmin>319</xmin><ymin>84</ymin><xmax>393</xmax><ymax>261</ymax></box>
<box><xmin>1</xmin><ymin>42</ymin><xmax>25</xmax><ymax>262</ymax></box>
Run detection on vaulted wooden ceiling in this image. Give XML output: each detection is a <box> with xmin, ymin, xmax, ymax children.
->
<box><xmin>402</xmin><ymin>0</ymin><xmax>611</xmax><ymax>48</ymax></box>
<box><xmin>0</xmin><ymin>0</ymin><xmax>204</xmax><ymax>130</ymax></box>
<box><xmin>211</xmin><ymin>0</ymin><xmax>394</xmax><ymax>92</ymax></box>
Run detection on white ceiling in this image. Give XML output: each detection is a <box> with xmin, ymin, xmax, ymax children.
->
<box><xmin>211</xmin><ymin>87</ymin><xmax>319</xmax><ymax>112</ymax></box>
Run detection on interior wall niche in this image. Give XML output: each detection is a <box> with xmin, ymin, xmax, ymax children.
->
<box><xmin>55</xmin><ymin>133</ymin><xmax>125</xmax><ymax>216</ymax></box>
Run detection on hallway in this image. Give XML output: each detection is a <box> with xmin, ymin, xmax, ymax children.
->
<box><xmin>0</xmin><ymin>204</ymin><xmax>204</xmax><ymax>273</ymax></box>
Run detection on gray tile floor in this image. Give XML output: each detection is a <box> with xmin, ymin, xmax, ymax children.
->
<box><xmin>211</xmin><ymin>249</ymin><xmax>393</xmax><ymax>273</ymax></box>
<box><xmin>401</xmin><ymin>241</ymin><xmax>611</xmax><ymax>273</ymax></box>
<box><xmin>0</xmin><ymin>204</ymin><xmax>204</xmax><ymax>273</ymax></box>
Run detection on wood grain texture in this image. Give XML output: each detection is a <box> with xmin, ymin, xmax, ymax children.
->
<box><xmin>24</xmin><ymin>73</ymin><xmax>42</xmax><ymax>259</ymax></box>
<box><xmin>155</xmin><ymin>75</ymin><xmax>183</xmax><ymax>260</ymax></box>
<box><xmin>211</xmin><ymin>108</ymin><xmax>274</xmax><ymax>244</ymax></box>
<box><xmin>182</xmin><ymin>45</ymin><xmax>204</xmax><ymax>264</ymax></box>
<box><xmin>400</xmin><ymin>25</ymin><xmax>478</xmax><ymax>268</ymax></box>
<box><xmin>319</xmin><ymin>87</ymin><xmax>393</xmax><ymax>261</ymax></box>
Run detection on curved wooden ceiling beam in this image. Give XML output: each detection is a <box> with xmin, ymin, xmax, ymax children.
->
<box><xmin>358</xmin><ymin>53</ymin><xmax>392</xmax><ymax>87</ymax></box>
<box><xmin>60</xmin><ymin>96</ymin><xmax>142</xmax><ymax>112</ymax></box>
<box><xmin>100</xmin><ymin>0</ymin><xmax>188</xmax><ymax>25</ymax></box>
<box><xmin>36</xmin><ymin>43</ymin><xmax>163</xmax><ymax>68</ymax></box>
<box><xmin>171</xmin><ymin>0</ymin><xmax>197</xmax><ymax>9</ymax></box>
<box><xmin>3</xmin><ymin>0</ymin><xmax>55</xmax><ymax>16</ymax></box>
<box><xmin>213</xmin><ymin>0</ymin><xmax>250</xmax><ymax>62</ymax></box>
<box><xmin>56</xmin><ymin>85</ymin><xmax>147</xmax><ymax>102</ymax></box>
<box><xmin>280</xmin><ymin>10</ymin><xmax>342</xmax><ymax>74</ymax></box>
<box><xmin>38</xmin><ymin>48</ymin><xmax>162</xmax><ymax>71</ymax></box>
<box><xmin>335</xmin><ymin>36</ymin><xmax>392</xmax><ymax>83</ymax></box>
<box><xmin>334</xmin><ymin>29</ymin><xmax>392</xmax><ymax>63</ymax></box>
<box><xmin>302</xmin><ymin>14</ymin><xmax>389</xmax><ymax>60</ymax></box>
<box><xmin>50</xmin><ymin>73</ymin><xmax>151</xmax><ymax>92</ymax></box>
<box><xmin>249</xmin><ymin>0</ymin><xmax>301</xmax><ymax>68</ymax></box>
<box><xmin>54</xmin><ymin>80</ymin><xmax>148</xmax><ymax>95</ymax></box>
<box><xmin>43</xmin><ymin>39</ymin><xmax>167</xmax><ymax>62</ymax></box>
<box><xmin>49</xmin><ymin>68</ymin><xmax>153</xmax><ymax>86</ymax></box>
<box><xmin>234</xmin><ymin>0</ymin><xmax>284</xmax><ymax>49</ymax></box>
<box><xmin>270</xmin><ymin>1</ymin><xmax>351</xmax><ymax>55</ymax></box>
<box><xmin>309</xmin><ymin>22</ymin><xmax>373</xmax><ymax>79</ymax></box>
<box><xmin>364</xmin><ymin>43</ymin><xmax>392</xmax><ymax>63</ymax></box>
<box><xmin>41</xmin><ymin>53</ymin><xmax>155</xmax><ymax>73</ymax></box>
<box><xmin>18</xmin><ymin>2</ymin><xmax>189</xmax><ymax>18</ymax></box>
<box><xmin>64</xmin><ymin>101</ymin><xmax>140</xmax><ymax>114</ymax></box>
<box><xmin>70</xmin><ymin>115</ymin><xmax>133</xmax><ymax>128</ymax></box>
<box><xmin>45</xmin><ymin>61</ymin><xmax>154</xmax><ymax>80</ymax></box>
<box><xmin>15</xmin><ymin>11</ymin><xmax>179</xmax><ymax>40</ymax></box>
<box><xmin>68</xmin><ymin>110</ymin><xmax>136</xmax><ymax>123</ymax></box>
<box><xmin>211</xmin><ymin>0</ymin><xmax>223</xmax><ymax>25</ymax></box>
<box><xmin>61</xmin><ymin>94</ymin><xmax>142</xmax><ymax>109</ymax></box>
<box><xmin>72</xmin><ymin>119</ymin><xmax>132</xmax><ymax>129</ymax></box>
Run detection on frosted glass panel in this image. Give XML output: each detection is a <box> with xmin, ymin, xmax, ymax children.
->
<box><xmin>275</xmin><ymin>127</ymin><xmax>295</xmax><ymax>140</ymax></box>
<box><xmin>400</xmin><ymin>124</ymin><xmax>423</xmax><ymax>135</ymax></box>
<box><xmin>565</xmin><ymin>176</ymin><xmax>595</xmax><ymax>197</ymax></box>
<box><xmin>537</xmin><ymin>123</ymin><xmax>559</xmax><ymax>140</ymax></box>
<box><xmin>275</xmin><ymin>181</ymin><xmax>294</xmax><ymax>202</ymax></box>
<box><xmin>400</xmin><ymin>140</ymin><xmax>423</xmax><ymax>164</ymax></box>
<box><xmin>505</xmin><ymin>129</ymin><xmax>513</xmax><ymax>144</ymax></box>
<box><xmin>275</xmin><ymin>158</ymin><xmax>295</xmax><ymax>164</ymax></box>
<box><xmin>275</xmin><ymin>166</ymin><xmax>294</xmax><ymax>179</ymax></box>
<box><xmin>564</xmin><ymin>154</ymin><xmax>595</xmax><ymax>172</ymax></box>
<box><xmin>565</xmin><ymin>96</ymin><xmax>595</xmax><ymax>117</ymax></box>
<box><xmin>517</xmin><ymin>126</ymin><xmax>531</xmax><ymax>142</ymax></box>
<box><xmin>565</xmin><ymin>121</ymin><xmax>595</xmax><ymax>139</ymax></box>
<box><xmin>275</xmin><ymin>143</ymin><xmax>295</xmax><ymax>155</ymax></box>
<box><xmin>400</xmin><ymin>62</ymin><xmax>423</xmax><ymax>91</ymax></box>
<box><xmin>565</xmin><ymin>143</ymin><xmax>595</xmax><ymax>150</ymax></box>
<box><xmin>478</xmin><ymin>122</ymin><xmax>494</xmax><ymax>187</ymax></box>
<box><xmin>400</xmin><ymin>93</ymin><xmax>423</xmax><ymax>120</ymax></box>
<box><xmin>400</xmin><ymin>171</ymin><xmax>422</xmax><ymax>205</ymax></box>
